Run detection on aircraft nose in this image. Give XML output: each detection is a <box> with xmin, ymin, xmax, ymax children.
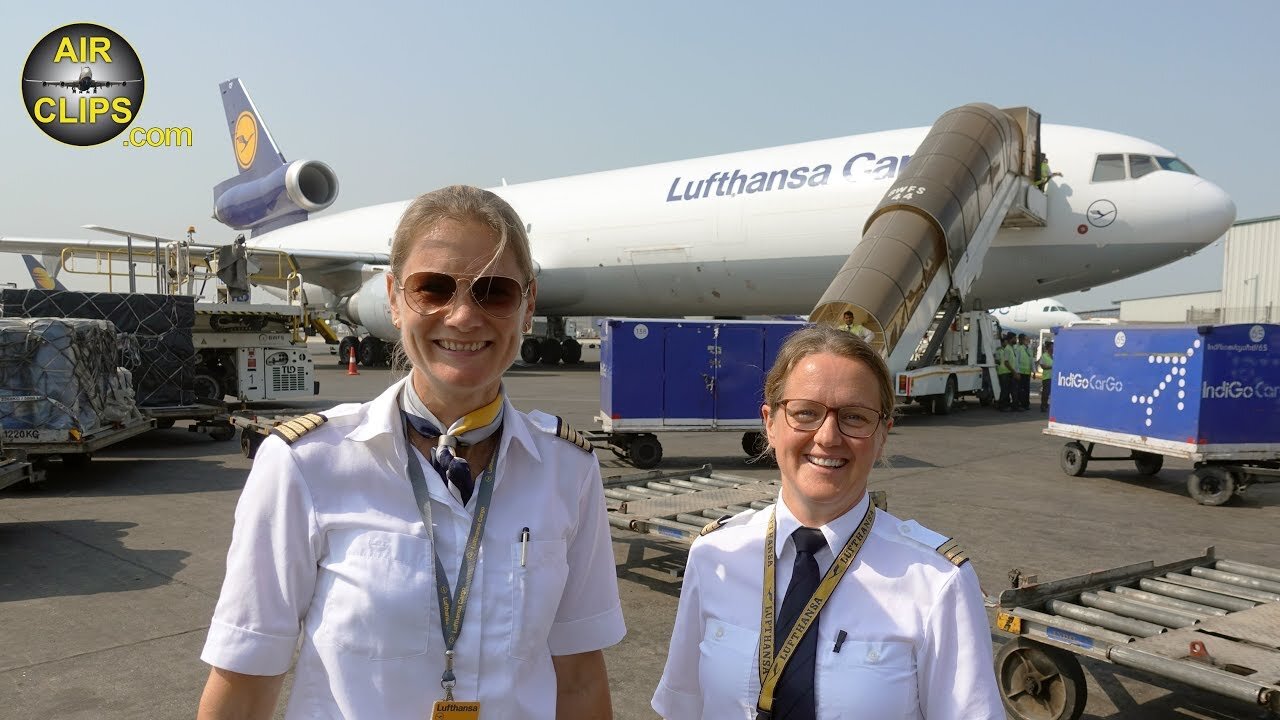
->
<box><xmin>1184</xmin><ymin>179</ymin><xmax>1236</xmax><ymax>244</ymax></box>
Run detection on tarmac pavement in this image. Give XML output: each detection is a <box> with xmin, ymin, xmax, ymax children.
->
<box><xmin>2</xmin><ymin>358</ymin><xmax>1278</xmax><ymax>719</ymax></box>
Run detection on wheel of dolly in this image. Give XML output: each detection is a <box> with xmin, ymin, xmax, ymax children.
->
<box><xmin>1059</xmin><ymin>442</ymin><xmax>1088</xmax><ymax>476</ymax></box>
<box><xmin>209</xmin><ymin>425</ymin><xmax>236</xmax><ymax>442</ymax></box>
<box><xmin>1133</xmin><ymin>452</ymin><xmax>1163</xmax><ymax>476</ymax></box>
<box><xmin>1187</xmin><ymin>466</ymin><xmax>1236</xmax><ymax>506</ymax></box>
<box><xmin>628</xmin><ymin>435</ymin><xmax>663</xmax><ymax>469</ymax></box>
<box><xmin>154</xmin><ymin>418</ymin><xmax>176</xmax><ymax>430</ymax></box>
<box><xmin>995</xmin><ymin>637</ymin><xmax>1086</xmax><ymax>720</ymax></box>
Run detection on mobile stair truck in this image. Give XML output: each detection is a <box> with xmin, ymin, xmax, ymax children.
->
<box><xmin>808</xmin><ymin>103</ymin><xmax>1050</xmax><ymax>415</ymax></box>
<box><xmin>1045</xmin><ymin>322</ymin><xmax>1280</xmax><ymax>505</ymax></box>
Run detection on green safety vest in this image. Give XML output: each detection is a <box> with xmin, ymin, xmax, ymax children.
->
<box><xmin>996</xmin><ymin>346</ymin><xmax>1012</xmax><ymax>374</ymax></box>
<box><xmin>1014</xmin><ymin>345</ymin><xmax>1033</xmax><ymax>373</ymax></box>
<box><xmin>1039</xmin><ymin>352</ymin><xmax>1053</xmax><ymax>371</ymax></box>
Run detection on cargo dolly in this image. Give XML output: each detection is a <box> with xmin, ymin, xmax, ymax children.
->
<box><xmin>993</xmin><ymin>547</ymin><xmax>1280</xmax><ymax>719</ymax></box>
<box><xmin>229</xmin><ymin>410</ymin><xmax>307</xmax><ymax>459</ymax></box>
<box><xmin>1046</xmin><ymin>422</ymin><xmax>1280</xmax><ymax>506</ymax></box>
<box><xmin>143</xmin><ymin>403</ymin><xmax>235</xmax><ymax>441</ymax></box>
<box><xmin>1</xmin><ymin>416</ymin><xmax>154</xmax><ymax>471</ymax></box>
<box><xmin>603</xmin><ymin>464</ymin><xmax>885</xmax><ymax>544</ymax></box>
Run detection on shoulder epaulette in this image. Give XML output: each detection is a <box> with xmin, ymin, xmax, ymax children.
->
<box><xmin>270</xmin><ymin>413</ymin><xmax>328</xmax><ymax>445</ymax></box>
<box><xmin>700</xmin><ymin>514</ymin><xmax>733</xmax><ymax>536</ymax></box>
<box><xmin>550</xmin><ymin>415</ymin><xmax>593</xmax><ymax>453</ymax></box>
<box><xmin>934</xmin><ymin>538</ymin><xmax>970</xmax><ymax>567</ymax></box>
<box><xmin>896</xmin><ymin>519</ymin><xmax>969</xmax><ymax>567</ymax></box>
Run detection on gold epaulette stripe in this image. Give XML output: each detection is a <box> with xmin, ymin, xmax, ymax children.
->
<box><xmin>269</xmin><ymin>413</ymin><xmax>327</xmax><ymax>445</ymax></box>
<box><xmin>553</xmin><ymin>416</ymin><xmax>593</xmax><ymax>453</ymax></box>
<box><xmin>700</xmin><ymin>514</ymin><xmax>732</xmax><ymax>536</ymax></box>
<box><xmin>936</xmin><ymin>538</ymin><xmax>970</xmax><ymax>567</ymax></box>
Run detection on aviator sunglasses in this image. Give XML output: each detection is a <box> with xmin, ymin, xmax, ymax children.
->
<box><xmin>397</xmin><ymin>271</ymin><xmax>531</xmax><ymax>319</ymax></box>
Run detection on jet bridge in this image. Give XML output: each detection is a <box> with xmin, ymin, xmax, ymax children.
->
<box><xmin>811</xmin><ymin>103</ymin><xmax>1047</xmax><ymax>384</ymax></box>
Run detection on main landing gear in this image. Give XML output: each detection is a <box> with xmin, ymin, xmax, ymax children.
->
<box><xmin>519</xmin><ymin>316</ymin><xmax>582</xmax><ymax>365</ymax></box>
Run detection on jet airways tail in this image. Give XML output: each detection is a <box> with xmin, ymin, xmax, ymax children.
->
<box><xmin>211</xmin><ymin>79</ymin><xmax>339</xmax><ymax>236</ymax></box>
<box><xmin>22</xmin><ymin>254</ymin><xmax>67</xmax><ymax>291</ymax></box>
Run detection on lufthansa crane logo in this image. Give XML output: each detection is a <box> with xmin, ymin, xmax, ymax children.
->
<box><xmin>233</xmin><ymin>111</ymin><xmax>258</xmax><ymax>170</ymax></box>
<box><xmin>21</xmin><ymin>23</ymin><xmax>145</xmax><ymax>146</ymax></box>
<box><xmin>1087</xmin><ymin>199</ymin><xmax>1117</xmax><ymax>228</ymax></box>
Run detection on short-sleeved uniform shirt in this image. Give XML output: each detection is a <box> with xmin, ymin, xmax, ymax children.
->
<box><xmin>202</xmin><ymin>378</ymin><xmax>626</xmax><ymax>718</ymax></box>
<box><xmin>652</xmin><ymin>493</ymin><xmax>1003</xmax><ymax>720</ymax></box>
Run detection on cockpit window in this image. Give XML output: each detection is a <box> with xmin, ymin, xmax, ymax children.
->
<box><xmin>1129</xmin><ymin>154</ymin><xmax>1158</xmax><ymax>179</ymax></box>
<box><xmin>1156</xmin><ymin>156</ymin><xmax>1197</xmax><ymax>175</ymax></box>
<box><xmin>1092</xmin><ymin>154</ymin><xmax>1126</xmax><ymax>182</ymax></box>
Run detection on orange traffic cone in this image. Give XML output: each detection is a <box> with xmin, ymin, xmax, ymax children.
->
<box><xmin>347</xmin><ymin>345</ymin><xmax>360</xmax><ymax>376</ymax></box>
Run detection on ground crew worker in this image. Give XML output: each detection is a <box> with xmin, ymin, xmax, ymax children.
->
<box><xmin>838</xmin><ymin>310</ymin><xmax>873</xmax><ymax>343</ymax></box>
<box><xmin>1014</xmin><ymin>334</ymin><xmax>1034</xmax><ymax>410</ymax></box>
<box><xmin>1038</xmin><ymin>340</ymin><xmax>1055</xmax><ymax>412</ymax></box>
<box><xmin>996</xmin><ymin>333</ymin><xmax>1015</xmax><ymax>411</ymax></box>
<box><xmin>1036</xmin><ymin>153</ymin><xmax>1063</xmax><ymax>190</ymax></box>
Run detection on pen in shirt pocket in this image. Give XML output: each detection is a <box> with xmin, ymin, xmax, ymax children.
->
<box><xmin>833</xmin><ymin>630</ymin><xmax>847</xmax><ymax>653</ymax></box>
<box><xmin>520</xmin><ymin>526</ymin><xmax>531</xmax><ymax>566</ymax></box>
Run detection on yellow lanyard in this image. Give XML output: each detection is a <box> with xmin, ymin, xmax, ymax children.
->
<box><xmin>756</xmin><ymin>504</ymin><xmax>876</xmax><ymax>717</ymax></box>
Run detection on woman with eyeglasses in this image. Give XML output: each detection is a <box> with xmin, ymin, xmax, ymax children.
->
<box><xmin>652</xmin><ymin>325</ymin><xmax>1002</xmax><ymax>720</ymax></box>
<box><xmin>198</xmin><ymin>185</ymin><xmax>625</xmax><ymax>719</ymax></box>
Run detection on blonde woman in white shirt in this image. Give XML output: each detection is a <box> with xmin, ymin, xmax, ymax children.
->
<box><xmin>198</xmin><ymin>185</ymin><xmax>625</xmax><ymax>719</ymax></box>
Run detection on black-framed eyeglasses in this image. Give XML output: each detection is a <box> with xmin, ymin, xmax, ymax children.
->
<box><xmin>397</xmin><ymin>271</ymin><xmax>530</xmax><ymax>319</ymax></box>
<box><xmin>777</xmin><ymin>399</ymin><xmax>886</xmax><ymax>439</ymax></box>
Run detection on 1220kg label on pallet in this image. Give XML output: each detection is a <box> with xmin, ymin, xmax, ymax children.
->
<box><xmin>3</xmin><ymin>428</ymin><xmax>70</xmax><ymax>442</ymax></box>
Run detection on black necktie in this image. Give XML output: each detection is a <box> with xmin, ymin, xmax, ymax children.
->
<box><xmin>772</xmin><ymin>527</ymin><xmax>825</xmax><ymax>720</ymax></box>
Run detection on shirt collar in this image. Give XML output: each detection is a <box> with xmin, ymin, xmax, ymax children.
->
<box><xmin>346</xmin><ymin>375</ymin><xmax>540</xmax><ymax>462</ymax></box>
<box><xmin>774</xmin><ymin>490</ymin><xmax>872</xmax><ymax>559</ymax></box>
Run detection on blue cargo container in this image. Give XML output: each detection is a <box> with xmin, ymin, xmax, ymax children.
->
<box><xmin>1046</xmin><ymin>323</ymin><xmax>1280</xmax><ymax>504</ymax></box>
<box><xmin>597</xmin><ymin>318</ymin><xmax>805</xmax><ymax>468</ymax></box>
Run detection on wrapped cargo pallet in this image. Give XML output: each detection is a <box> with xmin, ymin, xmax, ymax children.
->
<box><xmin>0</xmin><ymin>318</ymin><xmax>142</xmax><ymax>433</ymax></box>
<box><xmin>0</xmin><ymin>290</ymin><xmax>195</xmax><ymax>406</ymax></box>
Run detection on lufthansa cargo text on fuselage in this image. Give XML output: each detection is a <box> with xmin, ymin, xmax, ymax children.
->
<box><xmin>665</xmin><ymin>151</ymin><xmax>912</xmax><ymax>202</ymax></box>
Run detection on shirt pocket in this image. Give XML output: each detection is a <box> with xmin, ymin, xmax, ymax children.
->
<box><xmin>509</xmin><ymin>538</ymin><xmax>569</xmax><ymax>661</ymax></box>
<box><xmin>697</xmin><ymin>618</ymin><xmax>758</xmax><ymax>718</ymax></box>
<box><xmin>817</xmin><ymin>634</ymin><xmax>918</xmax><ymax>719</ymax></box>
<box><xmin>311</xmin><ymin>529</ymin><xmax>432</xmax><ymax>660</ymax></box>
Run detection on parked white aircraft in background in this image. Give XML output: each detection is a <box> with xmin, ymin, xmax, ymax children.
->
<box><xmin>0</xmin><ymin>79</ymin><xmax>1235</xmax><ymax>365</ymax></box>
<box><xmin>991</xmin><ymin>298</ymin><xmax>1082</xmax><ymax>336</ymax></box>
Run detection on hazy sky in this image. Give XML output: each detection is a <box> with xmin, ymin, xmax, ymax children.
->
<box><xmin>3</xmin><ymin>3</ymin><xmax>1276</xmax><ymax>311</ymax></box>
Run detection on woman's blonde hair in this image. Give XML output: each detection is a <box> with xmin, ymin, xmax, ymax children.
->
<box><xmin>389</xmin><ymin>185</ymin><xmax>534</xmax><ymax>283</ymax></box>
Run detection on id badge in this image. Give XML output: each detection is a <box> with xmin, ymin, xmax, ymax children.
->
<box><xmin>431</xmin><ymin>700</ymin><xmax>480</xmax><ymax>719</ymax></box>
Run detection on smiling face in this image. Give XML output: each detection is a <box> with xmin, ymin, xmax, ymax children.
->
<box><xmin>762</xmin><ymin>352</ymin><xmax>890</xmax><ymax>527</ymax></box>
<box><xmin>387</xmin><ymin>218</ymin><xmax>536</xmax><ymax>420</ymax></box>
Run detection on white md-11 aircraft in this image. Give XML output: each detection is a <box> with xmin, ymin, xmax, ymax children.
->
<box><xmin>1</xmin><ymin>79</ymin><xmax>1234</xmax><ymax>365</ymax></box>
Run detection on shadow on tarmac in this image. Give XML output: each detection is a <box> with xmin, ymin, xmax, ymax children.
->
<box><xmin>0</xmin><ymin>519</ymin><xmax>190</xmax><ymax>602</ymax></box>
<box><xmin>2</xmin><ymin>457</ymin><xmax>245</xmax><ymax>498</ymax></box>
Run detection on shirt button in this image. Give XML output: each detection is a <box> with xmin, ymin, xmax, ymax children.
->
<box><xmin>866</xmin><ymin>649</ymin><xmax>880</xmax><ymax>662</ymax></box>
<box><xmin>715</xmin><ymin>627</ymin><xmax>725</xmax><ymax>639</ymax></box>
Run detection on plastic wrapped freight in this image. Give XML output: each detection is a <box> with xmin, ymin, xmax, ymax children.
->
<box><xmin>0</xmin><ymin>318</ymin><xmax>142</xmax><ymax>432</ymax></box>
<box><xmin>0</xmin><ymin>290</ymin><xmax>195</xmax><ymax>406</ymax></box>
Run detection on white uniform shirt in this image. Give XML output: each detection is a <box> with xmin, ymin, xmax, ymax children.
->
<box><xmin>652</xmin><ymin>493</ymin><xmax>1003</xmax><ymax>719</ymax></box>
<box><xmin>201</xmin><ymin>378</ymin><xmax>626</xmax><ymax>719</ymax></box>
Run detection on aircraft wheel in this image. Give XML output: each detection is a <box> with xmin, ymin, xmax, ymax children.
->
<box><xmin>1187</xmin><ymin>466</ymin><xmax>1236</xmax><ymax>506</ymax></box>
<box><xmin>538</xmin><ymin>337</ymin><xmax>562</xmax><ymax>365</ymax></box>
<box><xmin>520</xmin><ymin>338</ymin><xmax>541</xmax><ymax>364</ymax></box>
<box><xmin>359</xmin><ymin>337</ymin><xmax>385</xmax><ymax>367</ymax></box>
<box><xmin>1059</xmin><ymin>442</ymin><xmax>1088</xmax><ymax>477</ymax></box>
<box><xmin>995</xmin><ymin>638</ymin><xmax>1086</xmax><ymax>720</ymax></box>
<box><xmin>628</xmin><ymin>434</ymin><xmax>663</xmax><ymax>469</ymax></box>
<box><xmin>560</xmin><ymin>338</ymin><xmax>582</xmax><ymax>364</ymax></box>
<box><xmin>741</xmin><ymin>431</ymin><xmax>767</xmax><ymax>457</ymax></box>
<box><xmin>338</xmin><ymin>337</ymin><xmax>358</xmax><ymax>367</ymax></box>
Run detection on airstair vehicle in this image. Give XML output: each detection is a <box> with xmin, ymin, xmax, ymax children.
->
<box><xmin>811</xmin><ymin>103</ymin><xmax>1050</xmax><ymax>413</ymax></box>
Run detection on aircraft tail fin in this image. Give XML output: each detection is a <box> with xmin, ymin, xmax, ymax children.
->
<box><xmin>22</xmin><ymin>254</ymin><xmax>67</xmax><ymax>291</ymax></box>
<box><xmin>218</xmin><ymin>78</ymin><xmax>287</xmax><ymax>180</ymax></box>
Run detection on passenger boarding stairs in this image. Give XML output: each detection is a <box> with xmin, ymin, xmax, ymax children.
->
<box><xmin>811</xmin><ymin>103</ymin><xmax>1047</xmax><ymax>378</ymax></box>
